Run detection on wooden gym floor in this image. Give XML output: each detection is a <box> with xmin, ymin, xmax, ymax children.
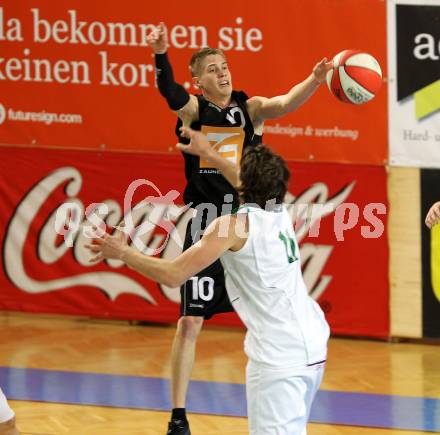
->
<box><xmin>0</xmin><ymin>312</ymin><xmax>439</xmax><ymax>434</ymax></box>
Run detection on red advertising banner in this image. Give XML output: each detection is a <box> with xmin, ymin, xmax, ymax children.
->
<box><xmin>0</xmin><ymin>1</ymin><xmax>387</xmax><ymax>164</ymax></box>
<box><xmin>0</xmin><ymin>147</ymin><xmax>389</xmax><ymax>337</ymax></box>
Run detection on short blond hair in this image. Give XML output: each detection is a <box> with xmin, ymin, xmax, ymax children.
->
<box><xmin>189</xmin><ymin>48</ymin><xmax>226</xmax><ymax>77</ymax></box>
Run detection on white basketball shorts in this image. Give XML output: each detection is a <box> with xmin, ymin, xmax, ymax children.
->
<box><xmin>0</xmin><ymin>388</ymin><xmax>14</xmax><ymax>423</ymax></box>
<box><xmin>246</xmin><ymin>361</ymin><xmax>325</xmax><ymax>435</ymax></box>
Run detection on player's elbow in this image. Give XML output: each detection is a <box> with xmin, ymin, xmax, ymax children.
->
<box><xmin>163</xmin><ymin>278</ymin><xmax>179</xmax><ymax>288</ymax></box>
<box><xmin>164</xmin><ymin>276</ymin><xmax>183</xmax><ymax>288</ymax></box>
<box><xmin>162</xmin><ymin>265</ymin><xmax>185</xmax><ymax>288</ymax></box>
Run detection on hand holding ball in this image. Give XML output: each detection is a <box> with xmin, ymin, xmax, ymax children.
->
<box><xmin>326</xmin><ymin>50</ymin><xmax>382</xmax><ymax>105</ymax></box>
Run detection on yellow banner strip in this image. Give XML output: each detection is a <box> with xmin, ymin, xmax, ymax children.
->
<box><xmin>415</xmin><ymin>79</ymin><xmax>440</xmax><ymax>120</ymax></box>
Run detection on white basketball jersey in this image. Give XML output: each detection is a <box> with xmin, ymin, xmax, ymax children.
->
<box><xmin>221</xmin><ymin>206</ymin><xmax>330</xmax><ymax>368</ymax></box>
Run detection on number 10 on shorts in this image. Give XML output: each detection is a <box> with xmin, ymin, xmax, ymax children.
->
<box><xmin>190</xmin><ymin>277</ymin><xmax>215</xmax><ymax>301</ymax></box>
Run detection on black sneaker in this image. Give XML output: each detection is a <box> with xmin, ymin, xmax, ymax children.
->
<box><xmin>166</xmin><ymin>419</ymin><xmax>191</xmax><ymax>435</ymax></box>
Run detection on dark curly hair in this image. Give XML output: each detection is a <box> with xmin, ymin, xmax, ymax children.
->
<box><xmin>238</xmin><ymin>145</ymin><xmax>290</xmax><ymax>209</ymax></box>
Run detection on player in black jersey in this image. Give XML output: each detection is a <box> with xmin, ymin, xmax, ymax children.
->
<box><xmin>147</xmin><ymin>22</ymin><xmax>331</xmax><ymax>435</ymax></box>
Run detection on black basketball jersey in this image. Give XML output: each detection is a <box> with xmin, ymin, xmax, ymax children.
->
<box><xmin>176</xmin><ymin>90</ymin><xmax>262</xmax><ymax>213</ymax></box>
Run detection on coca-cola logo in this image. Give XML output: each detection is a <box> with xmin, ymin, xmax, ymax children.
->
<box><xmin>3</xmin><ymin>166</ymin><xmax>385</xmax><ymax>304</ymax></box>
<box><xmin>3</xmin><ymin>167</ymin><xmax>190</xmax><ymax>303</ymax></box>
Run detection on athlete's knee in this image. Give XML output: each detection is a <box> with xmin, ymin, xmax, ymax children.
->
<box><xmin>177</xmin><ymin>316</ymin><xmax>204</xmax><ymax>341</ymax></box>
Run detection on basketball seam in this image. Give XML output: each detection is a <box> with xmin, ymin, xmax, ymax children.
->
<box><xmin>342</xmin><ymin>66</ymin><xmax>380</xmax><ymax>95</ymax></box>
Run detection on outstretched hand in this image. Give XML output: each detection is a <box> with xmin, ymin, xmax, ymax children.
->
<box><xmin>147</xmin><ymin>22</ymin><xmax>168</xmax><ymax>54</ymax></box>
<box><xmin>312</xmin><ymin>58</ymin><xmax>333</xmax><ymax>84</ymax></box>
<box><xmin>85</xmin><ymin>224</ymin><xmax>130</xmax><ymax>263</ymax></box>
<box><xmin>176</xmin><ymin>126</ymin><xmax>213</xmax><ymax>159</ymax></box>
<box><xmin>426</xmin><ymin>201</ymin><xmax>440</xmax><ymax>229</ymax></box>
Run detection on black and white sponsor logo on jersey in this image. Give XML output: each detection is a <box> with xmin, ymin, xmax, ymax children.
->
<box><xmin>189</xmin><ymin>303</ymin><xmax>204</xmax><ymax>309</ymax></box>
<box><xmin>396</xmin><ymin>4</ymin><xmax>440</xmax><ymax>101</ymax></box>
<box><xmin>208</xmin><ymin>102</ymin><xmax>222</xmax><ymax>112</ymax></box>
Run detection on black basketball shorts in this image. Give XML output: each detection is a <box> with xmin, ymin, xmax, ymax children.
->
<box><xmin>180</xmin><ymin>218</ymin><xmax>234</xmax><ymax>319</ymax></box>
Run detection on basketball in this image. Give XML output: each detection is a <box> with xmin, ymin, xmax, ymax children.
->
<box><xmin>326</xmin><ymin>50</ymin><xmax>382</xmax><ymax>105</ymax></box>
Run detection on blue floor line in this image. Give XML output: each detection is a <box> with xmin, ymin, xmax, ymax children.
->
<box><xmin>1</xmin><ymin>366</ymin><xmax>439</xmax><ymax>432</ymax></box>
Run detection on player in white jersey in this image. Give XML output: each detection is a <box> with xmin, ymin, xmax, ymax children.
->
<box><xmin>0</xmin><ymin>388</ymin><xmax>17</xmax><ymax>435</ymax></box>
<box><xmin>85</xmin><ymin>132</ymin><xmax>330</xmax><ymax>435</ymax></box>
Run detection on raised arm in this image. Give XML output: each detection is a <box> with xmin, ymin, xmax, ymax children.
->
<box><xmin>247</xmin><ymin>58</ymin><xmax>332</xmax><ymax>122</ymax></box>
<box><xmin>176</xmin><ymin>126</ymin><xmax>239</xmax><ymax>188</ymax></box>
<box><xmin>85</xmin><ymin>216</ymin><xmax>246</xmax><ymax>287</ymax></box>
<box><xmin>148</xmin><ymin>22</ymin><xmax>198</xmax><ymax>122</ymax></box>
